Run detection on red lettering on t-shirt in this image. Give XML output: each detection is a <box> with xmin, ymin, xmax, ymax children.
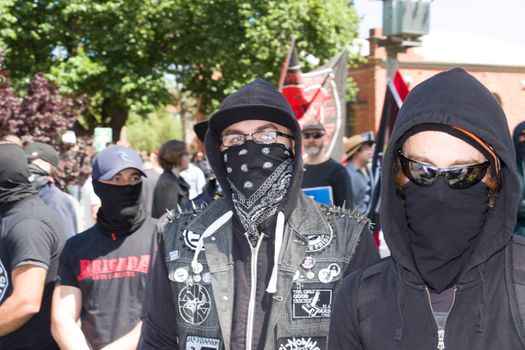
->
<box><xmin>77</xmin><ymin>255</ymin><xmax>151</xmax><ymax>281</ymax></box>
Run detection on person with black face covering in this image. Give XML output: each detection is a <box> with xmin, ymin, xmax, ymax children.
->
<box><xmin>329</xmin><ymin>68</ymin><xmax>525</xmax><ymax>349</ymax></box>
<box><xmin>0</xmin><ymin>143</ymin><xmax>67</xmax><ymax>349</ymax></box>
<box><xmin>51</xmin><ymin>145</ymin><xmax>158</xmax><ymax>350</ymax></box>
<box><xmin>140</xmin><ymin>78</ymin><xmax>379</xmax><ymax>349</ymax></box>
<box><xmin>25</xmin><ymin>142</ymin><xmax>79</xmax><ymax>236</ymax></box>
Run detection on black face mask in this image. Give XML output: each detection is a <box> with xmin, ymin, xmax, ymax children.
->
<box><xmin>223</xmin><ymin>141</ymin><xmax>293</xmax><ymax>246</ymax></box>
<box><xmin>0</xmin><ymin>144</ymin><xmax>36</xmax><ymax>211</ymax></box>
<box><xmin>92</xmin><ymin>180</ymin><xmax>145</xmax><ymax>237</ymax></box>
<box><xmin>28</xmin><ymin>163</ymin><xmax>49</xmax><ymax>189</ymax></box>
<box><xmin>403</xmin><ymin>178</ymin><xmax>489</xmax><ymax>292</ymax></box>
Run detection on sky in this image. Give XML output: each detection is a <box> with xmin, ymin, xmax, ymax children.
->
<box><xmin>353</xmin><ymin>0</ymin><xmax>525</xmax><ymax>47</ymax></box>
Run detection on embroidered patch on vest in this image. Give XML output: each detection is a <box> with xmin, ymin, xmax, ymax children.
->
<box><xmin>185</xmin><ymin>335</ymin><xmax>221</xmax><ymax>350</ymax></box>
<box><xmin>183</xmin><ymin>230</ymin><xmax>201</xmax><ymax>251</ymax></box>
<box><xmin>277</xmin><ymin>336</ymin><xmax>327</xmax><ymax>350</ymax></box>
<box><xmin>292</xmin><ymin>288</ymin><xmax>332</xmax><ymax>319</ymax></box>
<box><xmin>0</xmin><ymin>259</ymin><xmax>9</xmax><ymax>302</ymax></box>
<box><xmin>169</xmin><ymin>250</ymin><xmax>180</xmax><ymax>261</ymax></box>
<box><xmin>305</xmin><ymin>232</ymin><xmax>333</xmax><ymax>253</ymax></box>
<box><xmin>178</xmin><ymin>284</ymin><xmax>211</xmax><ymax>325</ymax></box>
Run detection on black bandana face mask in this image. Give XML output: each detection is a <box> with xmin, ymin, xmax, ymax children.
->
<box><xmin>223</xmin><ymin>141</ymin><xmax>293</xmax><ymax>246</ymax></box>
<box><xmin>403</xmin><ymin>177</ymin><xmax>489</xmax><ymax>292</ymax></box>
<box><xmin>92</xmin><ymin>180</ymin><xmax>145</xmax><ymax>237</ymax></box>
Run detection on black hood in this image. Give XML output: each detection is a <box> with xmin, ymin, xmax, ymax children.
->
<box><xmin>204</xmin><ymin>78</ymin><xmax>303</xmax><ymax>220</ymax></box>
<box><xmin>0</xmin><ymin>143</ymin><xmax>37</xmax><ymax>211</ymax></box>
<box><xmin>381</xmin><ymin>67</ymin><xmax>520</xmax><ymax>278</ymax></box>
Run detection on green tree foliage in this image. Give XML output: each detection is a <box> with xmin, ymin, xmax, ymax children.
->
<box><xmin>126</xmin><ymin>108</ymin><xmax>183</xmax><ymax>153</ymax></box>
<box><xmin>0</xmin><ymin>0</ymin><xmax>360</xmax><ymax>138</ymax></box>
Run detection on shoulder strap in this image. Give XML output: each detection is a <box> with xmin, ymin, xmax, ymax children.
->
<box><xmin>355</xmin><ymin>260</ymin><xmax>387</xmax><ymax>348</ymax></box>
<box><xmin>511</xmin><ymin>235</ymin><xmax>525</xmax><ymax>336</ymax></box>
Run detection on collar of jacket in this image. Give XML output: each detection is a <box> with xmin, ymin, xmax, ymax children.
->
<box><xmin>185</xmin><ymin>194</ymin><xmax>331</xmax><ymax>239</ymax></box>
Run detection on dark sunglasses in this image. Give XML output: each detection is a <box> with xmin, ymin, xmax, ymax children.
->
<box><xmin>302</xmin><ymin>132</ymin><xmax>324</xmax><ymax>139</ymax></box>
<box><xmin>397</xmin><ymin>150</ymin><xmax>490</xmax><ymax>189</ymax></box>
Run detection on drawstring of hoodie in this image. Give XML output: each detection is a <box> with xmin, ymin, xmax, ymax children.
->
<box><xmin>476</xmin><ymin>265</ymin><xmax>487</xmax><ymax>333</ymax></box>
<box><xmin>394</xmin><ymin>263</ymin><xmax>405</xmax><ymax>342</ymax></box>
<box><xmin>191</xmin><ymin>210</ymin><xmax>233</xmax><ymax>273</ymax></box>
<box><xmin>266</xmin><ymin>211</ymin><xmax>285</xmax><ymax>294</ymax></box>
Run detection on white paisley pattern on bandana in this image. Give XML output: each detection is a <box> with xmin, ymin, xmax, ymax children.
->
<box><xmin>229</xmin><ymin>158</ymin><xmax>293</xmax><ymax>246</ymax></box>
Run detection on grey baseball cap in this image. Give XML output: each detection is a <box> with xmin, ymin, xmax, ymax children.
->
<box><xmin>92</xmin><ymin>145</ymin><xmax>146</xmax><ymax>181</ymax></box>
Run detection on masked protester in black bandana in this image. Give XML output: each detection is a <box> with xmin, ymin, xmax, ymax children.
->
<box><xmin>25</xmin><ymin>142</ymin><xmax>79</xmax><ymax>237</ymax></box>
<box><xmin>51</xmin><ymin>145</ymin><xmax>159</xmax><ymax>350</ymax></box>
<box><xmin>140</xmin><ymin>78</ymin><xmax>379</xmax><ymax>350</ymax></box>
<box><xmin>0</xmin><ymin>143</ymin><xmax>67</xmax><ymax>350</ymax></box>
<box><xmin>330</xmin><ymin>68</ymin><xmax>525</xmax><ymax>350</ymax></box>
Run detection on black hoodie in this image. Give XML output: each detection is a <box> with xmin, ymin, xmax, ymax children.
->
<box><xmin>329</xmin><ymin>68</ymin><xmax>524</xmax><ymax>349</ymax></box>
<box><xmin>0</xmin><ymin>144</ymin><xmax>67</xmax><ymax>349</ymax></box>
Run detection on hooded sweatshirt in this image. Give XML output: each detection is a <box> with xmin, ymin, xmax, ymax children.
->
<box><xmin>0</xmin><ymin>144</ymin><xmax>67</xmax><ymax>349</ymax></box>
<box><xmin>329</xmin><ymin>68</ymin><xmax>524</xmax><ymax>349</ymax></box>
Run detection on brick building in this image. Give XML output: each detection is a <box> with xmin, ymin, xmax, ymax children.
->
<box><xmin>349</xmin><ymin>28</ymin><xmax>525</xmax><ymax>136</ymax></box>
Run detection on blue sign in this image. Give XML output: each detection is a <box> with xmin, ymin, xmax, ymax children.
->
<box><xmin>302</xmin><ymin>186</ymin><xmax>333</xmax><ymax>205</ymax></box>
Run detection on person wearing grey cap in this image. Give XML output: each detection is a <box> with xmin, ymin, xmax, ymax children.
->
<box><xmin>140</xmin><ymin>78</ymin><xmax>379</xmax><ymax>349</ymax></box>
<box><xmin>51</xmin><ymin>145</ymin><xmax>159</xmax><ymax>350</ymax></box>
<box><xmin>25</xmin><ymin>142</ymin><xmax>79</xmax><ymax>237</ymax></box>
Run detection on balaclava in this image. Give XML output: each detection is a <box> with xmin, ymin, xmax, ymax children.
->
<box><xmin>399</xmin><ymin>124</ymin><xmax>498</xmax><ymax>292</ymax></box>
<box><xmin>204</xmin><ymin>78</ymin><xmax>303</xmax><ymax>246</ymax></box>
<box><xmin>91</xmin><ymin>145</ymin><xmax>147</xmax><ymax>237</ymax></box>
<box><xmin>0</xmin><ymin>144</ymin><xmax>36</xmax><ymax>211</ymax></box>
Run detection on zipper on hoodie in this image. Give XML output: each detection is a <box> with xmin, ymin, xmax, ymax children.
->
<box><xmin>425</xmin><ymin>287</ymin><xmax>457</xmax><ymax>350</ymax></box>
<box><xmin>245</xmin><ymin>232</ymin><xmax>265</xmax><ymax>350</ymax></box>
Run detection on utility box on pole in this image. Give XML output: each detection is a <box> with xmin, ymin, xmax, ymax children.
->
<box><xmin>383</xmin><ymin>0</ymin><xmax>431</xmax><ymax>37</ymax></box>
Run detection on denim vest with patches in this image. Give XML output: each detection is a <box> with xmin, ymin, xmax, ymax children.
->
<box><xmin>161</xmin><ymin>194</ymin><xmax>369</xmax><ymax>350</ymax></box>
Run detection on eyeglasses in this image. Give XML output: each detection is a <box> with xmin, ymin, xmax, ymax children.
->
<box><xmin>220</xmin><ymin>130</ymin><xmax>294</xmax><ymax>147</ymax></box>
<box><xmin>398</xmin><ymin>150</ymin><xmax>490</xmax><ymax>189</ymax></box>
<box><xmin>302</xmin><ymin>132</ymin><xmax>324</xmax><ymax>139</ymax></box>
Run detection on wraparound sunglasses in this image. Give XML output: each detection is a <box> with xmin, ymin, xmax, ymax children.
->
<box><xmin>398</xmin><ymin>150</ymin><xmax>490</xmax><ymax>189</ymax></box>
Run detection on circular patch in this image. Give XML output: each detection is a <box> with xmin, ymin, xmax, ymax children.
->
<box><xmin>305</xmin><ymin>271</ymin><xmax>315</xmax><ymax>280</ymax></box>
<box><xmin>238</xmin><ymin>149</ymin><xmax>248</xmax><ymax>156</ymax></box>
<box><xmin>202</xmin><ymin>272</ymin><xmax>212</xmax><ymax>284</ymax></box>
<box><xmin>183</xmin><ymin>230</ymin><xmax>201</xmax><ymax>251</ymax></box>
<box><xmin>328</xmin><ymin>263</ymin><xmax>341</xmax><ymax>277</ymax></box>
<box><xmin>192</xmin><ymin>262</ymin><xmax>203</xmax><ymax>274</ymax></box>
<box><xmin>263</xmin><ymin>161</ymin><xmax>273</xmax><ymax>169</ymax></box>
<box><xmin>193</xmin><ymin>274</ymin><xmax>202</xmax><ymax>283</ymax></box>
<box><xmin>318</xmin><ymin>268</ymin><xmax>333</xmax><ymax>283</ymax></box>
<box><xmin>226</xmin><ymin>167</ymin><xmax>233</xmax><ymax>173</ymax></box>
<box><xmin>241</xmin><ymin>164</ymin><xmax>248</xmax><ymax>172</ymax></box>
<box><xmin>301</xmin><ymin>256</ymin><xmax>316</xmax><ymax>269</ymax></box>
<box><xmin>306</xmin><ymin>232</ymin><xmax>333</xmax><ymax>253</ymax></box>
<box><xmin>178</xmin><ymin>284</ymin><xmax>211</xmax><ymax>325</ymax></box>
<box><xmin>170</xmin><ymin>267</ymin><xmax>189</xmax><ymax>283</ymax></box>
<box><xmin>262</xmin><ymin>147</ymin><xmax>270</xmax><ymax>155</ymax></box>
<box><xmin>244</xmin><ymin>181</ymin><xmax>253</xmax><ymax>189</ymax></box>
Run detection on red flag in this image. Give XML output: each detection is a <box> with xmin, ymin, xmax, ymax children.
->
<box><xmin>279</xmin><ymin>44</ymin><xmax>348</xmax><ymax>158</ymax></box>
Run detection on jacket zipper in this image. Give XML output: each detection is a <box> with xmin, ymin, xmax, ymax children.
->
<box><xmin>246</xmin><ymin>233</ymin><xmax>265</xmax><ymax>350</ymax></box>
<box><xmin>425</xmin><ymin>287</ymin><xmax>457</xmax><ymax>350</ymax></box>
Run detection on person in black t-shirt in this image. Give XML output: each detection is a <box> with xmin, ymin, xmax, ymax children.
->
<box><xmin>51</xmin><ymin>145</ymin><xmax>158</xmax><ymax>350</ymax></box>
<box><xmin>301</xmin><ymin>120</ymin><xmax>353</xmax><ymax>207</ymax></box>
<box><xmin>0</xmin><ymin>143</ymin><xmax>67</xmax><ymax>350</ymax></box>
